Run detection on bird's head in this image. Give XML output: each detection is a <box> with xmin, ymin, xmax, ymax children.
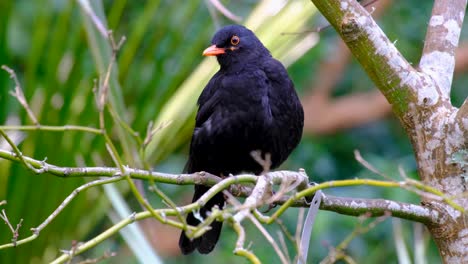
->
<box><xmin>203</xmin><ymin>25</ymin><xmax>270</xmax><ymax>68</ymax></box>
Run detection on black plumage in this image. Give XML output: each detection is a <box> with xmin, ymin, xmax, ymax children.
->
<box><xmin>179</xmin><ymin>24</ymin><xmax>304</xmax><ymax>254</ymax></box>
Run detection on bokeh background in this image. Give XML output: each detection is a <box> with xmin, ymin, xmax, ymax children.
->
<box><xmin>0</xmin><ymin>0</ymin><xmax>467</xmax><ymax>263</ymax></box>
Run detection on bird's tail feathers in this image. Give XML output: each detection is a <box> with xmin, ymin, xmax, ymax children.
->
<box><xmin>179</xmin><ymin>185</ymin><xmax>225</xmax><ymax>254</ymax></box>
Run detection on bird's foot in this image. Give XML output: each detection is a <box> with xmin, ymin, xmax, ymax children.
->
<box><xmin>262</xmin><ymin>202</ymin><xmax>278</xmax><ymax>213</ymax></box>
<box><xmin>305</xmin><ymin>182</ymin><xmax>319</xmax><ymax>203</ymax></box>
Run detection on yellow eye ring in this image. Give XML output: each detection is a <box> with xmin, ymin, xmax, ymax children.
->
<box><xmin>230</xmin><ymin>35</ymin><xmax>240</xmax><ymax>46</ymax></box>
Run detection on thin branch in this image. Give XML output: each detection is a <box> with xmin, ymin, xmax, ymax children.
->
<box><xmin>77</xmin><ymin>251</ymin><xmax>117</xmax><ymax>264</ymax></box>
<box><xmin>0</xmin><ymin>125</ymin><xmax>102</xmax><ymax>134</ymax></box>
<box><xmin>419</xmin><ymin>0</ymin><xmax>467</xmax><ymax>97</ymax></box>
<box><xmin>0</xmin><ymin>148</ymin><xmax>449</xmax><ymax>225</ymax></box>
<box><xmin>247</xmin><ymin>214</ymin><xmax>289</xmax><ymax>264</ymax></box>
<box><xmin>50</xmin><ymin>211</ymin><xmax>140</xmax><ymax>264</ymax></box>
<box><xmin>253</xmin><ymin>210</ymin><xmax>297</xmax><ymax>247</ymax></box>
<box><xmin>355</xmin><ymin>150</ymin><xmax>463</xmax><ymax>211</ymax></box>
<box><xmin>0</xmin><ymin>148</ymin><xmax>222</xmax><ymax>183</ymax></box>
<box><xmin>0</xmin><ymin>177</ymin><xmax>124</xmax><ymax>250</ymax></box>
<box><xmin>233</xmin><ymin>173</ymin><xmax>272</xmax><ymax>222</ymax></box>
<box><xmin>0</xmin><ymin>209</ymin><xmax>23</xmax><ymax>246</ymax></box>
<box><xmin>142</xmin><ymin>120</ymin><xmax>172</xmax><ymax>148</ymax></box>
<box><xmin>226</xmin><ymin>192</ymin><xmax>289</xmax><ymax>264</ymax></box>
<box><xmin>90</xmin><ymin>31</ymin><xmax>164</xmax><ymax>227</ymax></box>
<box><xmin>354</xmin><ymin>150</ymin><xmax>392</xmax><ymax>180</ymax></box>
<box><xmin>304</xmin><ymin>195</ymin><xmax>438</xmax><ymax>225</ymax></box>
<box><xmin>31</xmin><ymin>176</ymin><xmax>125</xmax><ymax>236</ymax></box>
<box><xmin>148</xmin><ymin>182</ymin><xmax>186</xmax><ymax>228</ymax></box>
<box><xmin>0</xmin><ymin>129</ymin><xmax>45</xmax><ymax>174</ymax></box>
<box><xmin>270</xmin><ymin>179</ymin><xmax>456</xmax><ymax>224</ymax></box>
<box><xmin>231</xmin><ymin>220</ymin><xmax>261</xmax><ymax>264</ymax></box>
<box><xmin>2</xmin><ymin>65</ymin><xmax>39</xmax><ymax>125</ymax></box>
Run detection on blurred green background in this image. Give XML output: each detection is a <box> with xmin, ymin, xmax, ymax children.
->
<box><xmin>0</xmin><ymin>0</ymin><xmax>466</xmax><ymax>263</ymax></box>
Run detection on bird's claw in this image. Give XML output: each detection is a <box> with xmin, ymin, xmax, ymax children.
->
<box><xmin>262</xmin><ymin>202</ymin><xmax>278</xmax><ymax>213</ymax></box>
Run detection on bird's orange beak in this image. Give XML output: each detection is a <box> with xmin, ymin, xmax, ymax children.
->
<box><xmin>203</xmin><ymin>45</ymin><xmax>225</xmax><ymax>56</ymax></box>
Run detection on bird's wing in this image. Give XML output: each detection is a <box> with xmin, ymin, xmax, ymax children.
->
<box><xmin>262</xmin><ymin>58</ymin><xmax>304</xmax><ymax>159</ymax></box>
<box><xmin>263</xmin><ymin>58</ymin><xmax>303</xmax><ymax>120</ymax></box>
<box><xmin>187</xmin><ymin>68</ymin><xmax>272</xmax><ymax>173</ymax></box>
<box><xmin>195</xmin><ymin>72</ymin><xmax>223</xmax><ymax>128</ymax></box>
<box><xmin>196</xmin><ymin>68</ymin><xmax>271</xmax><ymax>128</ymax></box>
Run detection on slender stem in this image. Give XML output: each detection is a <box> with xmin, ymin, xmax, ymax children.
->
<box><xmin>31</xmin><ymin>176</ymin><xmax>125</xmax><ymax>236</ymax></box>
<box><xmin>0</xmin><ymin>125</ymin><xmax>102</xmax><ymax>134</ymax></box>
<box><xmin>270</xmin><ymin>179</ymin><xmax>463</xmax><ymax>223</ymax></box>
<box><xmin>231</xmin><ymin>220</ymin><xmax>261</xmax><ymax>264</ymax></box>
<box><xmin>0</xmin><ymin>129</ymin><xmax>44</xmax><ymax>173</ymax></box>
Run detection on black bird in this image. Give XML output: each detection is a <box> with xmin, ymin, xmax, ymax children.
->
<box><xmin>179</xmin><ymin>24</ymin><xmax>304</xmax><ymax>254</ymax></box>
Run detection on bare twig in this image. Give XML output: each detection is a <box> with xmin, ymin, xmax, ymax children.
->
<box><xmin>77</xmin><ymin>251</ymin><xmax>117</xmax><ymax>264</ymax></box>
<box><xmin>354</xmin><ymin>150</ymin><xmax>393</xmax><ymax>180</ymax></box>
<box><xmin>50</xmin><ymin>206</ymin><xmax>190</xmax><ymax>264</ymax></box>
<box><xmin>97</xmin><ymin>32</ymin><xmax>125</xmax><ymax>112</ymax></box>
<box><xmin>226</xmin><ymin>192</ymin><xmax>289</xmax><ymax>264</ymax></box>
<box><xmin>233</xmin><ymin>174</ymin><xmax>272</xmax><ymax>222</ymax></box>
<box><xmin>254</xmin><ymin>209</ymin><xmax>298</xmax><ymax>250</ymax></box>
<box><xmin>355</xmin><ymin>149</ymin><xmax>461</xmax><ymax>207</ymax></box>
<box><xmin>31</xmin><ymin>176</ymin><xmax>125</xmax><ymax>236</ymax></box>
<box><xmin>231</xmin><ymin>220</ymin><xmax>261</xmax><ymax>264</ymax></box>
<box><xmin>89</xmin><ymin>29</ymin><xmax>163</xmax><ymax>229</ymax></box>
<box><xmin>0</xmin><ymin>209</ymin><xmax>23</xmax><ymax>246</ymax></box>
<box><xmin>2</xmin><ymin>65</ymin><xmax>38</xmax><ymax>125</ymax></box>
<box><xmin>0</xmin><ymin>129</ymin><xmax>45</xmax><ymax>174</ymax></box>
<box><xmin>61</xmin><ymin>240</ymin><xmax>80</xmax><ymax>264</ymax></box>
<box><xmin>143</xmin><ymin>120</ymin><xmax>173</xmax><ymax>147</ymax></box>
<box><xmin>268</xmin><ymin>172</ymin><xmax>304</xmax><ymax>205</ymax></box>
<box><xmin>251</xmin><ymin>150</ymin><xmax>272</xmax><ymax>174</ymax></box>
<box><xmin>148</xmin><ymin>182</ymin><xmax>186</xmax><ymax>227</ymax></box>
<box><xmin>0</xmin><ymin>125</ymin><xmax>102</xmax><ymax>134</ymax></box>
<box><xmin>248</xmin><ymin>214</ymin><xmax>289</xmax><ymax>264</ymax></box>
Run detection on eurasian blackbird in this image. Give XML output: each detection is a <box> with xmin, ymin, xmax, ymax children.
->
<box><xmin>179</xmin><ymin>24</ymin><xmax>304</xmax><ymax>254</ymax></box>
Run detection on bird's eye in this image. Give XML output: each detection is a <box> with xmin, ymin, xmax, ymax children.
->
<box><xmin>230</xmin><ymin>35</ymin><xmax>240</xmax><ymax>46</ymax></box>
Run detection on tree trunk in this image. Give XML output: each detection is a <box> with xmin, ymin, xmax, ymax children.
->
<box><xmin>310</xmin><ymin>0</ymin><xmax>468</xmax><ymax>262</ymax></box>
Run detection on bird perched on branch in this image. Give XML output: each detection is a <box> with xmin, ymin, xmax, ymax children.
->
<box><xmin>179</xmin><ymin>24</ymin><xmax>304</xmax><ymax>254</ymax></box>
